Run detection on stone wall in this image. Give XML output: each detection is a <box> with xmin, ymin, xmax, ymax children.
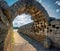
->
<box><xmin>0</xmin><ymin>0</ymin><xmax>13</xmax><ymax>51</ymax></box>
<box><xmin>18</xmin><ymin>22</ymin><xmax>47</xmax><ymax>43</ymax></box>
<box><xmin>0</xmin><ymin>0</ymin><xmax>49</xmax><ymax>51</ymax></box>
<box><xmin>12</xmin><ymin>0</ymin><xmax>49</xmax><ymax>43</ymax></box>
<box><xmin>47</xmin><ymin>19</ymin><xmax>60</xmax><ymax>47</ymax></box>
<box><xmin>18</xmin><ymin>22</ymin><xmax>34</xmax><ymax>34</ymax></box>
<box><xmin>1</xmin><ymin>0</ymin><xmax>60</xmax><ymax>50</ymax></box>
<box><xmin>18</xmin><ymin>18</ymin><xmax>60</xmax><ymax>48</ymax></box>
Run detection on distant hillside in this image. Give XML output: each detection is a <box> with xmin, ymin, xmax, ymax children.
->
<box><xmin>49</xmin><ymin>17</ymin><xmax>56</xmax><ymax>22</ymax></box>
<box><xmin>18</xmin><ymin>22</ymin><xmax>34</xmax><ymax>35</ymax></box>
<box><xmin>19</xmin><ymin>22</ymin><xmax>34</xmax><ymax>28</ymax></box>
<box><xmin>13</xmin><ymin>27</ymin><xmax>19</xmax><ymax>29</ymax></box>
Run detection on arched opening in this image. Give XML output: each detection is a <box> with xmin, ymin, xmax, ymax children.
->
<box><xmin>0</xmin><ymin>0</ymin><xmax>49</xmax><ymax>51</ymax></box>
<box><xmin>12</xmin><ymin>11</ymin><xmax>48</xmax><ymax>51</ymax></box>
<box><xmin>13</xmin><ymin>13</ymin><xmax>34</xmax><ymax>31</ymax></box>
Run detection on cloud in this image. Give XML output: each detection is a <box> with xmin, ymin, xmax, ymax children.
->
<box><xmin>13</xmin><ymin>14</ymin><xmax>33</xmax><ymax>27</ymax></box>
<box><xmin>36</xmin><ymin>0</ymin><xmax>42</xmax><ymax>3</ymax></box>
<box><xmin>55</xmin><ymin>1</ymin><xmax>60</xmax><ymax>6</ymax></box>
<box><xmin>56</xmin><ymin>9</ymin><xmax>60</xmax><ymax>13</ymax></box>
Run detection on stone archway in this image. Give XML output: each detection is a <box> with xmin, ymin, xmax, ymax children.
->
<box><xmin>10</xmin><ymin>0</ymin><xmax>49</xmax><ymax>43</ymax></box>
<box><xmin>0</xmin><ymin>0</ymin><xmax>49</xmax><ymax>51</ymax></box>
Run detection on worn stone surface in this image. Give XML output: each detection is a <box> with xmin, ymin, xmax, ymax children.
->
<box><xmin>0</xmin><ymin>0</ymin><xmax>12</xmax><ymax>51</ymax></box>
<box><xmin>0</xmin><ymin>0</ymin><xmax>60</xmax><ymax>51</ymax></box>
<box><xmin>0</xmin><ymin>0</ymin><xmax>49</xmax><ymax>50</ymax></box>
<box><xmin>18</xmin><ymin>18</ymin><xmax>60</xmax><ymax>49</ymax></box>
<box><xmin>11</xmin><ymin>0</ymin><xmax>49</xmax><ymax>44</ymax></box>
<box><xmin>18</xmin><ymin>22</ymin><xmax>46</xmax><ymax>43</ymax></box>
<box><xmin>47</xmin><ymin>19</ymin><xmax>60</xmax><ymax>48</ymax></box>
<box><xmin>10</xmin><ymin>0</ymin><xmax>49</xmax><ymax>41</ymax></box>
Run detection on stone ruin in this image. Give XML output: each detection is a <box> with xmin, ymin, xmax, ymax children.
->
<box><xmin>47</xmin><ymin>19</ymin><xmax>60</xmax><ymax>48</ymax></box>
<box><xmin>18</xmin><ymin>17</ymin><xmax>60</xmax><ymax>48</ymax></box>
<box><xmin>0</xmin><ymin>0</ymin><xmax>60</xmax><ymax>51</ymax></box>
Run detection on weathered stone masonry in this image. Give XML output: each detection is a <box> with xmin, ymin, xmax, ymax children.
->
<box><xmin>11</xmin><ymin>0</ymin><xmax>49</xmax><ymax>44</ymax></box>
<box><xmin>18</xmin><ymin>18</ymin><xmax>60</xmax><ymax>48</ymax></box>
<box><xmin>47</xmin><ymin>19</ymin><xmax>60</xmax><ymax>48</ymax></box>
<box><xmin>0</xmin><ymin>0</ymin><xmax>13</xmax><ymax>51</ymax></box>
<box><xmin>0</xmin><ymin>0</ymin><xmax>60</xmax><ymax>51</ymax></box>
<box><xmin>0</xmin><ymin>0</ymin><xmax>51</xmax><ymax>51</ymax></box>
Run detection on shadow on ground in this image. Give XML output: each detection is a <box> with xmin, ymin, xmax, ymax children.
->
<box><xmin>18</xmin><ymin>32</ymin><xmax>60</xmax><ymax>51</ymax></box>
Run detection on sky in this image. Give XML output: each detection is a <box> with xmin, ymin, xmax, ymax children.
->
<box><xmin>13</xmin><ymin>14</ymin><xmax>33</xmax><ymax>27</ymax></box>
<box><xmin>5</xmin><ymin>0</ymin><xmax>60</xmax><ymax>27</ymax></box>
<box><xmin>36</xmin><ymin>0</ymin><xmax>60</xmax><ymax>19</ymax></box>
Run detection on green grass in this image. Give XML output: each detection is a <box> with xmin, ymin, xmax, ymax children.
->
<box><xmin>11</xmin><ymin>28</ymin><xmax>14</xmax><ymax>51</ymax></box>
<box><xmin>12</xmin><ymin>31</ymin><xmax>14</xmax><ymax>43</ymax></box>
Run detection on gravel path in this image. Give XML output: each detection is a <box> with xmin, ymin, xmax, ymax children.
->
<box><xmin>14</xmin><ymin>31</ymin><xmax>59</xmax><ymax>51</ymax></box>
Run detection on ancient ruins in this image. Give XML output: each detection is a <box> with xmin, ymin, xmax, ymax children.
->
<box><xmin>0</xmin><ymin>0</ymin><xmax>60</xmax><ymax>51</ymax></box>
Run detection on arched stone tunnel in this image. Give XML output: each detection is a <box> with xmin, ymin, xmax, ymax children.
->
<box><xmin>0</xmin><ymin>0</ymin><xmax>49</xmax><ymax>51</ymax></box>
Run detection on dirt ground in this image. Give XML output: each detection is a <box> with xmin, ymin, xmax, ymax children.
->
<box><xmin>14</xmin><ymin>31</ymin><xmax>36</xmax><ymax>51</ymax></box>
<box><xmin>14</xmin><ymin>30</ymin><xmax>59</xmax><ymax>51</ymax></box>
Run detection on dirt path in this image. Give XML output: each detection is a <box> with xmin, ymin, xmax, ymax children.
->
<box><xmin>14</xmin><ymin>30</ymin><xmax>59</xmax><ymax>51</ymax></box>
<box><xmin>14</xmin><ymin>31</ymin><xmax>36</xmax><ymax>51</ymax></box>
